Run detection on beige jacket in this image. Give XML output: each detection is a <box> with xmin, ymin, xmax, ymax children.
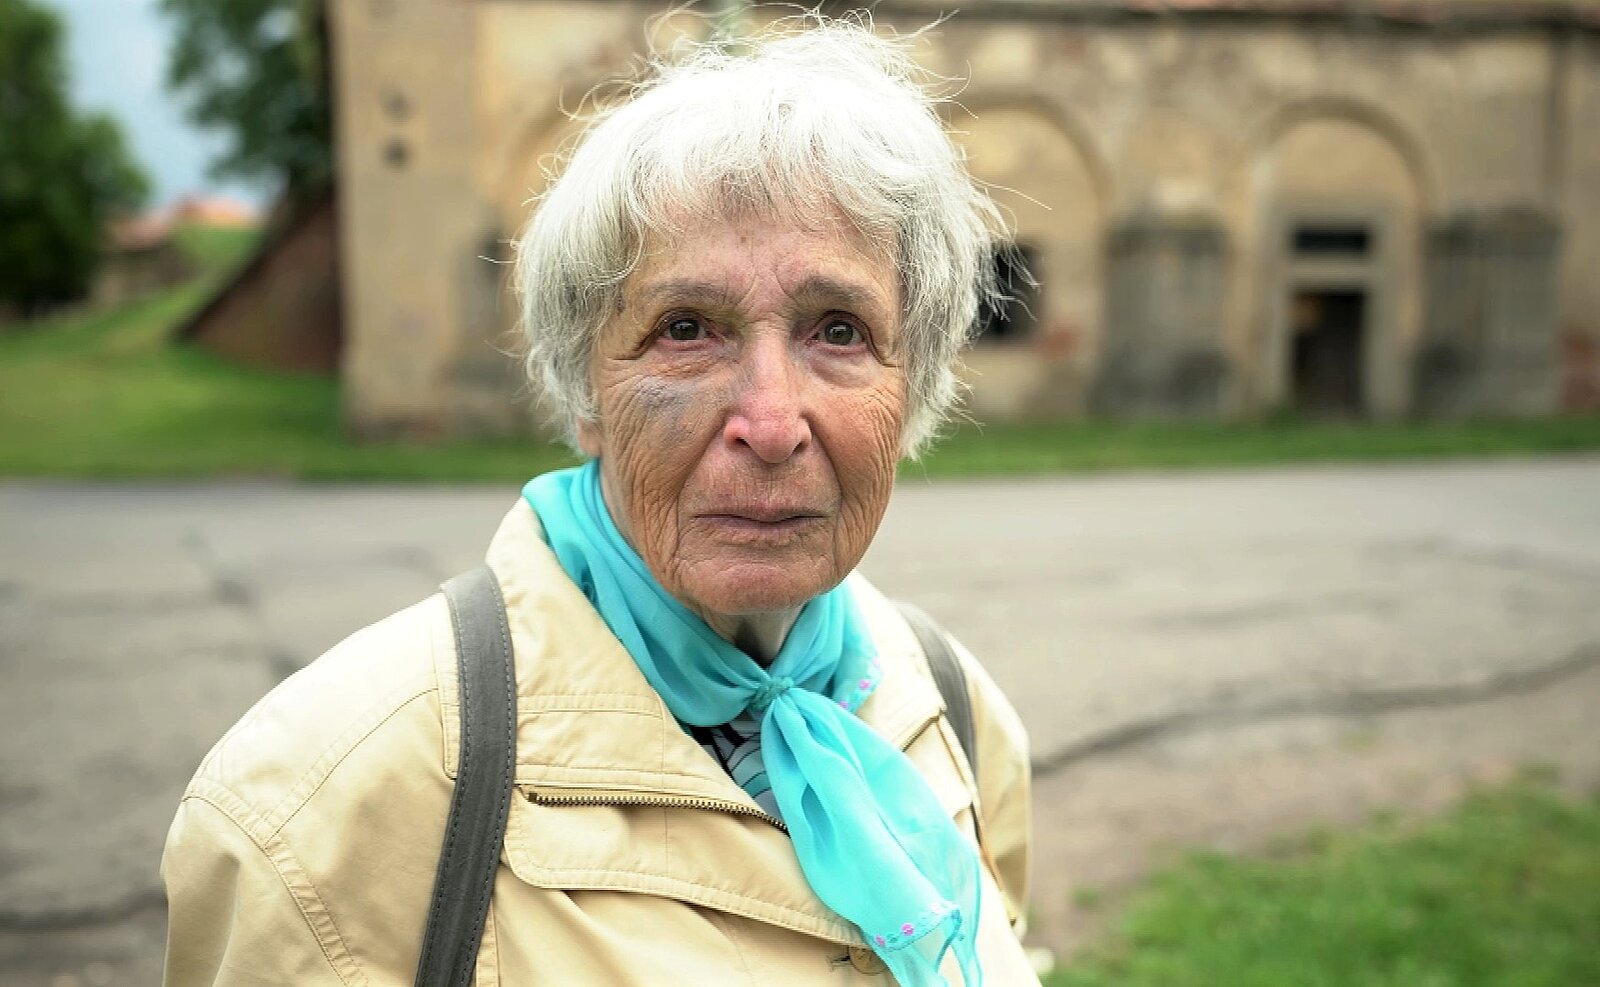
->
<box><xmin>162</xmin><ymin>499</ymin><xmax>1039</xmax><ymax>985</ymax></box>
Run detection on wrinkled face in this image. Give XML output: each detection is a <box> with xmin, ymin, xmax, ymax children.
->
<box><xmin>578</xmin><ymin>212</ymin><xmax>906</xmax><ymax>635</ymax></box>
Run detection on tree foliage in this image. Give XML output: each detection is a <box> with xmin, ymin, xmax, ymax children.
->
<box><xmin>0</xmin><ymin>0</ymin><xmax>150</xmax><ymax>314</ymax></box>
<box><xmin>160</xmin><ymin>0</ymin><xmax>330</xmax><ymax>199</ymax></box>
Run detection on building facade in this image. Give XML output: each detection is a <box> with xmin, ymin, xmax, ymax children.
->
<box><xmin>329</xmin><ymin>0</ymin><xmax>1600</xmax><ymax>437</ymax></box>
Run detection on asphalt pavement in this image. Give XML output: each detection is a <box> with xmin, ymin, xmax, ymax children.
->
<box><xmin>3</xmin><ymin>458</ymin><xmax>1598</xmax><ymax>984</ymax></box>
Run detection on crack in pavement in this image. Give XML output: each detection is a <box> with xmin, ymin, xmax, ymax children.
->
<box><xmin>377</xmin><ymin>545</ymin><xmax>452</xmax><ymax>586</ymax></box>
<box><xmin>1133</xmin><ymin>590</ymin><xmax>1402</xmax><ymax>630</ymax></box>
<box><xmin>1363</xmin><ymin>537</ymin><xmax>1600</xmax><ymax>584</ymax></box>
<box><xmin>1032</xmin><ymin>641</ymin><xmax>1600</xmax><ymax>777</ymax></box>
<box><xmin>0</xmin><ymin>888</ymin><xmax>166</xmax><ymax>933</ymax></box>
<box><xmin>182</xmin><ymin>528</ymin><xmax>256</xmax><ymax>613</ymax></box>
<box><xmin>181</xmin><ymin>528</ymin><xmax>296</xmax><ymax>683</ymax></box>
<box><xmin>20</xmin><ymin>591</ymin><xmax>227</xmax><ymax>616</ymax></box>
<box><xmin>181</xmin><ymin>530</ymin><xmax>453</xmax><ymax>682</ymax></box>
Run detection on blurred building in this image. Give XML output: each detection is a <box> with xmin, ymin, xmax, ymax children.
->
<box><xmin>94</xmin><ymin>215</ymin><xmax>194</xmax><ymax>308</ymax></box>
<box><xmin>179</xmin><ymin>191</ymin><xmax>342</xmax><ymax>373</ymax></box>
<box><xmin>327</xmin><ymin>0</ymin><xmax>1600</xmax><ymax>437</ymax></box>
<box><xmin>95</xmin><ymin>196</ymin><xmax>261</xmax><ymax>310</ymax></box>
<box><xmin>170</xmin><ymin>195</ymin><xmax>261</xmax><ymax>230</ymax></box>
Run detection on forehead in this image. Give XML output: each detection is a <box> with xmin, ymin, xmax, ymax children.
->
<box><xmin>623</xmin><ymin>210</ymin><xmax>900</xmax><ymax>319</ymax></box>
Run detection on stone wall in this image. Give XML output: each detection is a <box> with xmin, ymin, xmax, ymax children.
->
<box><xmin>1560</xmin><ymin>33</ymin><xmax>1600</xmax><ymax>409</ymax></box>
<box><xmin>331</xmin><ymin>0</ymin><xmax>1598</xmax><ymax>434</ymax></box>
<box><xmin>332</xmin><ymin>0</ymin><xmax>495</xmax><ymax>437</ymax></box>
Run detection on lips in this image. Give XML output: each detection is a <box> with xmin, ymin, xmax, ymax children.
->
<box><xmin>699</xmin><ymin>507</ymin><xmax>827</xmax><ymax>524</ymax></box>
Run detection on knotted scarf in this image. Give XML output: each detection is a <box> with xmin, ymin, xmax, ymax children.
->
<box><xmin>523</xmin><ymin>461</ymin><xmax>982</xmax><ymax>986</ymax></box>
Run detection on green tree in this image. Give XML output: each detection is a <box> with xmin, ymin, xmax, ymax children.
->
<box><xmin>0</xmin><ymin>0</ymin><xmax>149</xmax><ymax>314</ymax></box>
<box><xmin>160</xmin><ymin>0</ymin><xmax>330</xmax><ymax>200</ymax></box>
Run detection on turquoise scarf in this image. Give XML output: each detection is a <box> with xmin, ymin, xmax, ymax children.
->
<box><xmin>524</xmin><ymin>461</ymin><xmax>982</xmax><ymax>986</ymax></box>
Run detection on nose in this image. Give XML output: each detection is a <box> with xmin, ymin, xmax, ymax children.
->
<box><xmin>722</xmin><ymin>335</ymin><xmax>811</xmax><ymax>464</ymax></box>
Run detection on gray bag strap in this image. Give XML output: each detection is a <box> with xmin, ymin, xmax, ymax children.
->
<box><xmin>895</xmin><ymin>602</ymin><xmax>978</xmax><ymax>789</ymax></box>
<box><xmin>415</xmin><ymin>566</ymin><xmax>518</xmax><ymax>987</ymax></box>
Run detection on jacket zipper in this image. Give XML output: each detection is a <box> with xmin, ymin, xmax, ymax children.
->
<box><xmin>524</xmin><ymin>707</ymin><xmax>944</xmax><ymax>833</ymax></box>
<box><xmin>525</xmin><ymin>788</ymin><xmax>789</xmax><ymax>832</ymax></box>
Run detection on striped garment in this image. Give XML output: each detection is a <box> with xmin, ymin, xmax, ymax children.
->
<box><xmin>691</xmin><ymin>712</ymin><xmax>781</xmax><ymax>819</ymax></box>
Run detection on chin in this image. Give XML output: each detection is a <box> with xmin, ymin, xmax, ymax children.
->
<box><xmin>688</xmin><ymin>563</ymin><xmax>834</xmax><ymax>617</ymax></box>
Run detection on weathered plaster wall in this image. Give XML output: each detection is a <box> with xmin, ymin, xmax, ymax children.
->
<box><xmin>332</xmin><ymin>0</ymin><xmax>1592</xmax><ymax>432</ymax></box>
<box><xmin>333</xmin><ymin>0</ymin><xmax>488</xmax><ymax>436</ymax></box>
<box><xmin>1561</xmin><ymin>37</ymin><xmax>1600</xmax><ymax>345</ymax></box>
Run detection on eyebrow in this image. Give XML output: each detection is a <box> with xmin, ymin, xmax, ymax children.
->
<box><xmin>788</xmin><ymin>275</ymin><xmax>892</xmax><ymax>316</ymax></box>
<box><xmin>632</xmin><ymin>275</ymin><xmax>893</xmax><ymax>319</ymax></box>
<box><xmin>632</xmin><ymin>279</ymin><xmax>747</xmax><ymax>312</ymax></box>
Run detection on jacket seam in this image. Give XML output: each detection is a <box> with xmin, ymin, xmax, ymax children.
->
<box><xmin>183</xmin><ymin>784</ymin><xmax>368</xmax><ymax>986</ymax></box>
<box><xmin>707</xmin><ymin>909</ymin><xmax>761</xmax><ymax>986</ymax></box>
<box><xmin>498</xmin><ymin>855</ymin><xmax>859</xmax><ymax>943</ymax></box>
<box><xmin>264</xmin><ymin>681</ymin><xmax>438</xmax><ymax>835</ymax></box>
<box><xmin>475</xmin><ymin>902</ymin><xmax>500</xmax><ymax>987</ymax></box>
<box><xmin>514</xmin><ymin>692</ymin><xmax>664</xmax><ymax>709</ymax></box>
<box><xmin>512</xmin><ymin>762</ymin><xmax>737</xmax><ymax>786</ymax></box>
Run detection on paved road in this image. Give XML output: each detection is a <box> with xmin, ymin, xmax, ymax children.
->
<box><xmin>3</xmin><ymin>459</ymin><xmax>1599</xmax><ymax>983</ymax></box>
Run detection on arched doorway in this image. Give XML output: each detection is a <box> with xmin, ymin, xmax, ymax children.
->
<box><xmin>947</xmin><ymin>101</ymin><xmax>1108</xmax><ymax>418</ymax></box>
<box><xmin>1239</xmin><ymin>107</ymin><xmax>1430</xmax><ymax>418</ymax></box>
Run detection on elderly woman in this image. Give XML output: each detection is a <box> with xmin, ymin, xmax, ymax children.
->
<box><xmin>162</xmin><ymin>18</ymin><xmax>1037</xmax><ymax>987</ymax></box>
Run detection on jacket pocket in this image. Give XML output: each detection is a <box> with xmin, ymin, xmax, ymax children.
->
<box><xmin>499</xmin><ymin>791</ymin><xmax>858</xmax><ymax>944</ymax></box>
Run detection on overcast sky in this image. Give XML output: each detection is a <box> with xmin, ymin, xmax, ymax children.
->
<box><xmin>42</xmin><ymin>0</ymin><xmax>275</xmax><ymax>210</ymax></box>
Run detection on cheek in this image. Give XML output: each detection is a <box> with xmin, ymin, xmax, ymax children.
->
<box><xmin>828</xmin><ymin>376</ymin><xmax>907</xmax><ymax>553</ymax></box>
<box><xmin>606</xmin><ymin>373</ymin><xmax>703</xmax><ymax>447</ymax></box>
<box><xmin>595</xmin><ymin>368</ymin><xmax>726</xmax><ymax>550</ymax></box>
<box><xmin>840</xmin><ymin>373</ymin><xmax>906</xmax><ymax>471</ymax></box>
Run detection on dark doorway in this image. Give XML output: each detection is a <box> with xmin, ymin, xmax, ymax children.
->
<box><xmin>1289</xmin><ymin>289</ymin><xmax>1366</xmax><ymax>416</ymax></box>
<box><xmin>975</xmin><ymin>243</ymin><xmax>1038</xmax><ymax>342</ymax></box>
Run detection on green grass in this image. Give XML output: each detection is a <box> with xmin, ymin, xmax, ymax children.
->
<box><xmin>0</xmin><ymin>284</ymin><xmax>577</xmax><ymax>480</ymax></box>
<box><xmin>1046</xmin><ymin>779</ymin><xmax>1600</xmax><ymax>987</ymax></box>
<box><xmin>0</xmin><ymin>229</ymin><xmax>578</xmax><ymax>481</ymax></box>
<box><xmin>3</xmin><ymin>249</ymin><xmax>1600</xmax><ymax>480</ymax></box>
<box><xmin>173</xmin><ymin>224</ymin><xmax>263</xmax><ymax>276</ymax></box>
<box><xmin>910</xmin><ymin>415</ymin><xmax>1600</xmax><ymax>479</ymax></box>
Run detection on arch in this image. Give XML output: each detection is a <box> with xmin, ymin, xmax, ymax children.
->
<box><xmin>1229</xmin><ymin>100</ymin><xmax>1430</xmax><ymax>420</ymax></box>
<box><xmin>1230</xmin><ymin>95</ymin><xmax>1438</xmax><ymax>214</ymax></box>
<box><xmin>941</xmin><ymin>90</ymin><xmax>1115</xmax><ymax>209</ymax></box>
<box><xmin>948</xmin><ymin>100</ymin><xmax>1104</xmax><ymax>325</ymax></box>
<box><xmin>494</xmin><ymin>104</ymin><xmax>592</xmax><ymax>223</ymax></box>
<box><xmin>941</xmin><ymin>97</ymin><xmax>1107</xmax><ymax>418</ymax></box>
<box><xmin>1114</xmin><ymin>104</ymin><xmax>1232</xmax><ymax>215</ymax></box>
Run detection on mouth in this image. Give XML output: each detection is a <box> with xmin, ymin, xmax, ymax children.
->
<box><xmin>694</xmin><ymin>510</ymin><xmax>829</xmax><ymax>540</ymax></box>
<box><xmin>702</xmin><ymin>507</ymin><xmax>828</xmax><ymax>524</ymax></box>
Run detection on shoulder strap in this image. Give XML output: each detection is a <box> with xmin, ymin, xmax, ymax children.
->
<box><xmin>416</xmin><ymin>566</ymin><xmax>518</xmax><ymax>987</ymax></box>
<box><xmin>895</xmin><ymin>602</ymin><xmax>978</xmax><ymax>789</ymax></box>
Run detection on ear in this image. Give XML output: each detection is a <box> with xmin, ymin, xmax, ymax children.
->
<box><xmin>576</xmin><ymin>418</ymin><xmax>603</xmax><ymax>458</ymax></box>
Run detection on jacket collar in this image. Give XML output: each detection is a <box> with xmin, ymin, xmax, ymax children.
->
<box><xmin>438</xmin><ymin>498</ymin><xmax>947</xmax><ymax>803</ymax></box>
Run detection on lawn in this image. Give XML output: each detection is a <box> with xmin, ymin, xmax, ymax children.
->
<box><xmin>0</xmin><ymin>233</ymin><xmax>577</xmax><ymax>481</ymax></box>
<box><xmin>4</xmin><ymin>246</ymin><xmax>1600</xmax><ymax>481</ymax></box>
<box><xmin>0</xmin><ymin>282</ymin><xmax>576</xmax><ymax>480</ymax></box>
<box><xmin>1045</xmin><ymin>778</ymin><xmax>1600</xmax><ymax>987</ymax></box>
<box><xmin>909</xmin><ymin>414</ymin><xmax>1600</xmax><ymax>479</ymax></box>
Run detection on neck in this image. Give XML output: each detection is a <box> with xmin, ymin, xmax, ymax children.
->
<box><xmin>706</xmin><ymin>608</ymin><xmax>801</xmax><ymax>665</ymax></box>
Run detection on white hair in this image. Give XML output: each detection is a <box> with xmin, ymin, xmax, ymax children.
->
<box><xmin>513</xmin><ymin>15</ymin><xmax>1003</xmax><ymax>457</ymax></box>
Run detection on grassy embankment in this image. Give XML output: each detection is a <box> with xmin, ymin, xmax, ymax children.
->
<box><xmin>0</xmin><ymin>225</ymin><xmax>577</xmax><ymax>480</ymax></box>
<box><xmin>1044</xmin><ymin>776</ymin><xmax>1600</xmax><ymax>987</ymax></box>
<box><xmin>3</xmin><ymin>227</ymin><xmax>1600</xmax><ymax>480</ymax></box>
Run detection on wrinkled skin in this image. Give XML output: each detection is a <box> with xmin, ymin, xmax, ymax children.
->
<box><xmin>577</xmin><ymin>213</ymin><xmax>906</xmax><ymax>659</ymax></box>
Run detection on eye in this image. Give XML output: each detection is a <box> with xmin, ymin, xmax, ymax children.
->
<box><xmin>818</xmin><ymin>319</ymin><xmax>862</xmax><ymax>347</ymax></box>
<box><xmin>661</xmin><ymin>316</ymin><xmax>708</xmax><ymax>342</ymax></box>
